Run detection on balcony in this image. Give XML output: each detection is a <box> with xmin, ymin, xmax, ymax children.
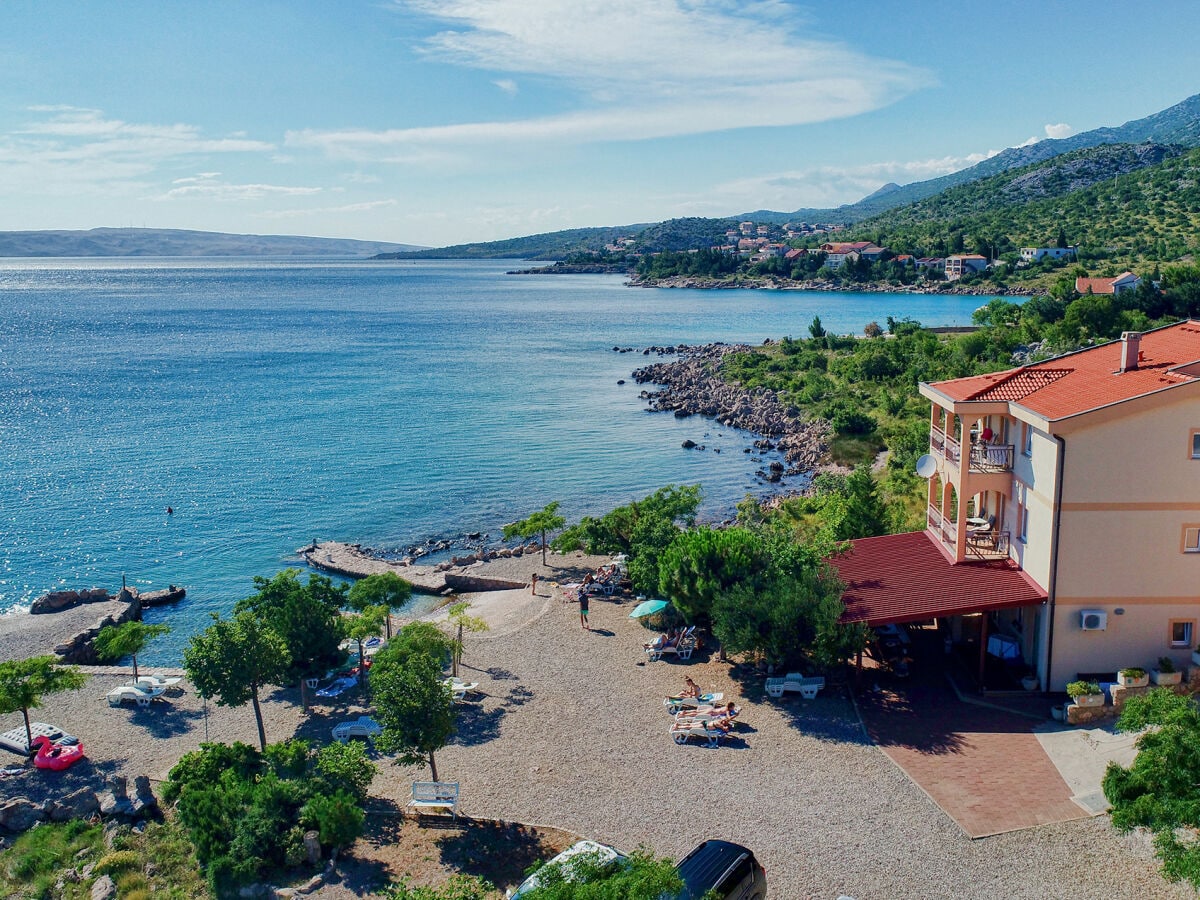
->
<box><xmin>968</xmin><ymin>443</ymin><xmax>1014</xmax><ymax>473</ymax></box>
<box><xmin>965</xmin><ymin>530</ymin><xmax>1011</xmax><ymax>561</ymax></box>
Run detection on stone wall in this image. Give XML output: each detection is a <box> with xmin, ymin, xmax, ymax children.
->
<box><xmin>1064</xmin><ymin>671</ymin><xmax>1197</xmax><ymax>726</ymax></box>
<box><xmin>53</xmin><ymin>597</ymin><xmax>142</xmax><ymax>664</ymax></box>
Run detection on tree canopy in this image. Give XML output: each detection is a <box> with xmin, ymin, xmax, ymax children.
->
<box><xmin>183</xmin><ymin>611</ymin><xmax>291</xmax><ymax>751</ymax></box>
<box><xmin>504</xmin><ymin>501</ymin><xmax>567</xmax><ymax>565</ymax></box>
<box><xmin>1104</xmin><ymin>689</ymin><xmax>1200</xmax><ymax>886</ymax></box>
<box><xmin>235</xmin><ymin>569</ymin><xmax>347</xmax><ymax>706</ymax></box>
<box><xmin>0</xmin><ymin>656</ymin><xmax>87</xmax><ymax>753</ymax></box>
<box><xmin>347</xmin><ymin>571</ymin><xmax>413</xmax><ymax>639</ymax></box>
<box><xmin>93</xmin><ymin>620</ymin><xmax>170</xmax><ymax>682</ymax></box>
<box><xmin>371</xmin><ymin>636</ymin><xmax>456</xmax><ymax>781</ymax></box>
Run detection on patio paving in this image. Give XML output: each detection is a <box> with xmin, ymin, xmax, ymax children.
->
<box><xmin>857</xmin><ymin>668</ymin><xmax>1092</xmax><ymax>838</ymax></box>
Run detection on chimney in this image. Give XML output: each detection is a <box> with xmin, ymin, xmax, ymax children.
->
<box><xmin>1120</xmin><ymin>331</ymin><xmax>1141</xmax><ymax>373</ymax></box>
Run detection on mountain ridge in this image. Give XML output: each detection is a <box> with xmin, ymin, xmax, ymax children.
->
<box><xmin>0</xmin><ymin>227</ymin><xmax>426</xmax><ymax>258</ymax></box>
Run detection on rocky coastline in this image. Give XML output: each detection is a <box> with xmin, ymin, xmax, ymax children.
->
<box><xmin>629</xmin><ymin>273</ymin><xmax>1040</xmax><ymax>295</ymax></box>
<box><xmin>632</xmin><ymin>342</ymin><xmax>834</xmax><ymax>481</ymax></box>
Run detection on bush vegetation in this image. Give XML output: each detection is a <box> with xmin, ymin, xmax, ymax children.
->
<box><xmin>162</xmin><ymin>738</ymin><xmax>375</xmax><ymax>896</ymax></box>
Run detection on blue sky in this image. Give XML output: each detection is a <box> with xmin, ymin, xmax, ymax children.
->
<box><xmin>2</xmin><ymin>1</ymin><xmax>1199</xmax><ymax>247</ymax></box>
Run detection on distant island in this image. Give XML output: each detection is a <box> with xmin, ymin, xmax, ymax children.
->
<box><xmin>0</xmin><ymin>227</ymin><xmax>427</xmax><ymax>258</ymax></box>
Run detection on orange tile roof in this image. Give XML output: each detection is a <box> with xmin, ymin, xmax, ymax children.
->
<box><xmin>833</xmin><ymin>531</ymin><xmax>1046</xmax><ymax>626</ymax></box>
<box><xmin>927</xmin><ymin>320</ymin><xmax>1200</xmax><ymax>420</ymax></box>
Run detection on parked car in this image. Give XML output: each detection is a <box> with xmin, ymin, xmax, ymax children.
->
<box><xmin>507</xmin><ymin>840</ymin><xmax>627</xmax><ymax>898</ymax></box>
<box><xmin>671</xmin><ymin>840</ymin><xmax>767</xmax><ymax>900</ymax></box>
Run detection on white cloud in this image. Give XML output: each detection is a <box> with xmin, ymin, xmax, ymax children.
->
<box><xmin>255</xmin><ymin>199</ymin><xmax>398</xmax><ymax>219</ymax></box>
<box><xmin>158</xmin><ymin>172</ymin><xmax>320</xmax><ymax>202</ymax></box>
<box><xmin>493</xmin><ymin>78</ymin><xmax>518</xmax><ymax>96</ymax></box>
<box><xmin>690</xmin><ymin>151</ymin><xmax>1003</xmax><ymax>215</ymax></box>
<box><xmin>1044</xmin><ymin>122</ymin><xmax>1074</xmax><ymax>139</ymax></box>
<box><xmin>0</xmin><ymin>107</ymin><xmax>275</xmax><ymax>197</ymax></box>
<box><xmin>292</xmin><ymin>1</ymin><xmax>933</xmax><ymax>158</ymax></box>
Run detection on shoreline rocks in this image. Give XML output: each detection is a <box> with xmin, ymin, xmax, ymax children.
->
<box><xmin>632</xmin><ymin>343</ymin><xmax>831</xmax><ymax>477</ymax></box>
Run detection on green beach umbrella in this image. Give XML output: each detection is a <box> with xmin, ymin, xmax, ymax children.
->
<box><xmin>629</xmin><ymin>598</ymin><xmax>670</xmax><ymax>618</ymax></box>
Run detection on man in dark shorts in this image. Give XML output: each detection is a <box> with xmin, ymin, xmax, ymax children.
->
<box><xmin>578</xmin><ymin>589</ymin><xmax>590</xmax><ymax>630</ymax></box>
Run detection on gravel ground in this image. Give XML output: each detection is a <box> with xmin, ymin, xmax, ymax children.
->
<box><xmin>0</xmin><ymin>557</ymin><xmax>1188</xmax><ymax>899</ymax></box>
<box><xmin>380</xmin><ymin>581</ymin><xmax>1187</xmax><ymax>900</ymax></box>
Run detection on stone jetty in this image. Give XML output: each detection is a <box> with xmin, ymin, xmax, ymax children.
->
<box><xmin>299</xmin><ymin>541</ymin><xmax>527</xmax><ymax>594</ymax></box>
<box><xmin>632</xmin><ymin>342</ymin><xmax>832</xmax><ymax>477</ymax></box>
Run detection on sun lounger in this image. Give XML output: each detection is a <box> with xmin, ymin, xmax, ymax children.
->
<box><xmin>332</xmin><ymin>716</ymin><xmax>382</xmax><ymax>743</ymax></box>
<box><xmin>107</xmin><ymin>683</ymin><xmax>166</xmax><ymax>707</ymax></box>
<box><xmin>674</xmin><ymin>705</ymin><xmax>739</xmax><ymax>725</ymax></box>
<box><xmin>443</xmin><ymin>677</ymin><xmax>479</xmax><ymax>701</ymax></box>
<box><xmin>132</xmin><ymin>674</ymin><xmax>182</xmax><ymax>689</ymax></box>
<box><xmin>315</xmin><ymin>675</ymin><xmax>358</xmax><ymax>698</ymax></box>
<box><xmin>670</xmin><ymin>718</ymin><xmax>733</xmax><ymax>747</ymax></box>
<box><xmin>664</xmin><ymin>691</ymin><xmax>723</xmax><ymax>713</ymax></box>
<box><xmin>764</xmin><ymin>672</ymin><xmax>825</xmax><ymax>700</ymax></box>
<box><xmin>644</xmin><ymin>627</ymin><xmax>697</xmax><ymax>662</ymax></box>
<box><xmin>0</xmin><ymin>722</ymin><xmax>75</xmax><ymax>756</ymax></box>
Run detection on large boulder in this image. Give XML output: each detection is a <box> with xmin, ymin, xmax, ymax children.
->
<box><xmin>91</xmin><ymin>874</ymin><xmax>116</xmax><ymax>900</ymax></box>
<box><xmin>48</xmin><ymin>788</ymin><xmax>100</xmax><ymax>822</ymax></box>
<box><xmin>31</xmin><ymin>588</ymin><xmax>110</xmax><ymax>614</ymax></box>
<box><xmin>0</xmin><ymin>797</ymin><xmax>45</xmax><ymax>832</ymax></box>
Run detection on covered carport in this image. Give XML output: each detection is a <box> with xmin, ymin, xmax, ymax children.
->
<box><xmin>831</xmin><ymin>531</ymin><xmax>1047</xmax><ymax>688</ymax></box>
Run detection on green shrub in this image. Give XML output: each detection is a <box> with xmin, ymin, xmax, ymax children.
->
<box><xmin>1120</xmin><ymin>667</ymin><xmax>1147</xmax><ymax>680</ymax></box>
<box><xmin>1158</xmin><ymin>656</ymin><xmax>1177</xmax><ymax>673</ymax></box>
<box><xmin>301</xmin><ymin>790</ymin><xmax>365</xmax><ymax>852</ymax></box>
<box><xmin>382</xmin><ymin>874</ymin><xmax>495</xmax><ymax>900</ymax></box>
<box><xmin>95</xmin><ymin>849</ymin><xmax>140</xmax><ymax>875</ymax></box>
<box><xmin>1067</xmin><ymin>680</ymin><xmax>1101</xmax><ymax>698</ymax></box>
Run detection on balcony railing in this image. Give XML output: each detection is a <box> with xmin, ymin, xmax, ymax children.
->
<box><xmin>926</xmin><ymin>504</ymin><xmax>943</xmax><ymax>532</ymax></box>
<box><xmin>943</xmin><ymin>434</ymin><xmax>961</xmax><ymax>466</ymax></box>
<box><xmin>965</xmin><ymin>530</ymin><xmax>1011</xmax><ymax>560</ymax></box>
<box><xmin>929</xmin><ymin>427</ymin><xmax>946</xmax><ymax>454</ymax></box>
<box><xmin>968</xmin><ymin>443</ymin><xmax>1015</xmax><ymax>473</ymax></box>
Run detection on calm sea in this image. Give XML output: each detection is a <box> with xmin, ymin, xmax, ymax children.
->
<box><xmin>0</xmin><ymin>258</ymin><xmax>992</xmax><ymax>660</ymax></box>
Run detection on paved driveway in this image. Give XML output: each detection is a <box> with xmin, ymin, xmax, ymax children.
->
<box><xmin>856</xmin><ymin>665</ymin><xmax>1092</xmax><ymax>838</ymax></box>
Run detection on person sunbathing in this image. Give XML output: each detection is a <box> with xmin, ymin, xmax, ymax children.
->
<box><xmin>644</xmin><ymin>632</ymin><xmax>671</xmax><ymax>651</ymax></box>
<box><xmin>676</xmin><ymin>701</ymin><xmax>737</xmax><ymax>721</ymax></box>
<box><xmin>681</xmin><ymin>676</ymin><xmax>700</xmax><ymax>698</ymax></box>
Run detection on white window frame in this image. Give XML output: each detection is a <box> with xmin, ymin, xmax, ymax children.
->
<box><xmin>1022</xmin><ymin>423</ymin><xmax>1033</xmax><ymax>457</ymax></box>
<box><xmin>1185</xmin><ymin>526</ymin><xmax>1200</xmax><ymax>553</ymax></box>
<box><xmin>1191</xmin><ymin>431</ymin><xmax>1200</xmax><ymax>459</ymax></box>
<box><xmin>1170</xmin><ymin>620</ymin><xmax>1194</xmax><ymax>648</ymax></box>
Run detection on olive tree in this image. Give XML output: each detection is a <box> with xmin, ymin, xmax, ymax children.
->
<box><xmin>183</xmin><ymin>611</ymin><xmax>291</xmax><ymax>751</ymax></box>
<box><xmin>503</xmin><ymin>501</ymin><xmax>566</xmax><ymax>565</ymax></box>
<box><xmin>0</xmin><ymin>656</ymin><xmax>87</xmax><ymax>754</ymax></box>
<box><xmin>94</xmin><ymin>620</ymin><xmax>170</xmax><ymax>681</ymax></box>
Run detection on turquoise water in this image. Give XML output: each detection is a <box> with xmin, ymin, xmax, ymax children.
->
<box><xmin>0</xmin><ymin>258</ymin><xmax>990</xmax><ymax>660</ymax></box>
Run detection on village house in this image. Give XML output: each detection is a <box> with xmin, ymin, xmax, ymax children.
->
<box><xmin>945</xmin><ymin>254</ymin><xmax>989</xmax><ymax>280</ymax></box>
<box><xmin>1021</xmin><ymin>246</ymin><xmax>1077</xmax><ymax>262</ymax></box>
<box><xmin>1075</xmin><ymin>272</ymin><xmax>1142</xmax><ymax>295</ymax></box>
<box><xmin>915</xmin><ymin>257</ymin><xmax>946</xmax><ymax>273</ymax></box>
<box><xmin>834</xmin><ymin>322</ymin><xmax>1200</xmax><ymax>691</ymax></box>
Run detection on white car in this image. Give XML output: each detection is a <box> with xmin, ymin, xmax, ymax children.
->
<box><xmin>508</xmin><ymin>840</ymin><xmax>627</xmax><ymax>898</ymax></box>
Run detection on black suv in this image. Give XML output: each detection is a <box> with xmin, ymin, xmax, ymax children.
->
<box><xmin>672</xmin><ymin>840</ymin><xmax>767</xmax><ymax>899</ymax></box>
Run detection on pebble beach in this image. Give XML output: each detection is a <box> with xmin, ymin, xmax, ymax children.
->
<box><xmin>0</xmin><ymin>553</ymin><xmax>1187</xmax><ymax>899</ymax></box>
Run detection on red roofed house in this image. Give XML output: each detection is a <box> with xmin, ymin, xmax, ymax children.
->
<box><xmin>833</xmin><ymin>320</ymin><xmax>1200</xmax><ymax>691</ymax></box>
<box><xmin>1075</xmin><ymin>272</ymin><xmax>1141</xmax><ymax>295</ymax></box>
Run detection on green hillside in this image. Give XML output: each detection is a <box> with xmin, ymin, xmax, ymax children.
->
<box><xmin>852</xmin><ymin>144</ymin><xmax>1200</xmax><ymax>266</ymax></box>
<box><xmin>374</xmin><ymin>225</ymin><xmax>647</xmax><ymax>260</ymax></box>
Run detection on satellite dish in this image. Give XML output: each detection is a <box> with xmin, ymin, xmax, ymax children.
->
<box><xmin>915</xmin><ymin>454</ymin><xmax>938</xmax><ymax>478</ymax></box>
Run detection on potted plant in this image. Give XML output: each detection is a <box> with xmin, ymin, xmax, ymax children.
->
<box><xmin>1067</xmin><ymin>680</ymin><xmax>1104</xmax><ymax>707</ymax></box>
<box><xmin>1117</xmin><ymin>667</ymin><xmax>1149</xmax><ymax>688</ymax></box>
<box><xmin>1152</xmin><ymin>657</ymin><xmax>1182</xmax><ymax>686</ymax></box>
<box><xmin>1021</xmin><ymin>671</ymin><xmax>1039</xmax><ymax>691</ymax></box>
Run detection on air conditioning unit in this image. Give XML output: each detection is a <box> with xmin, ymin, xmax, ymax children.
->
<box><xmin>1080</xmin><ymin>610</ymin><xmax>1107</xmax><ymax>631</ymax></box>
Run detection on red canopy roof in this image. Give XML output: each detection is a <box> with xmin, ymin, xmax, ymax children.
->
<box><xmin>832</xmin><ymin>531</ymin><xmax>1046</xmax><ymax>626</ymax></box>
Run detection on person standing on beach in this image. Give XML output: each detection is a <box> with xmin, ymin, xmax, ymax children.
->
<box><xmin>531</xmin><ymin>573</ymin><xmax>538</xmax><ymax>595</ymax></box>
<box><xmin>578</xmin><ymin>590</ymin><xmax>590</xmax><ymax>630</ymax></box>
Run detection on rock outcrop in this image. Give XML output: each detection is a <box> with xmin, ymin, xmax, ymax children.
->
<box><xmin>30</xmin><ymin>588</ymin><xmax>111</xmax><ymax>615</ymax></box>
<box><xmin>54</xmin><ymin>600</ymin><xmax>142</xmax><ymax>664</ymax></box>
<box><xmin>633</xmin><ymin>343</ymin><xmax>831</xmax><ymax>476</ymax></box>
